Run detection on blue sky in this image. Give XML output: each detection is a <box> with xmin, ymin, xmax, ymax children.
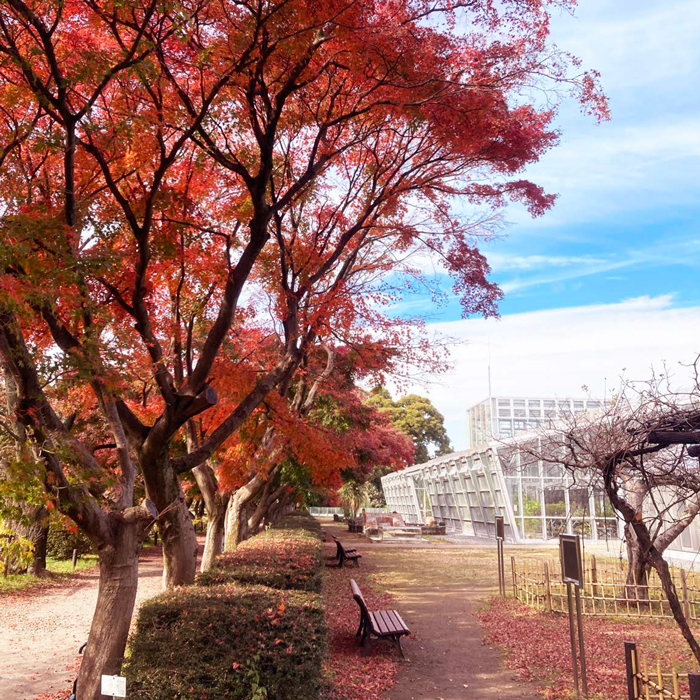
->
<box><xmin>395</xmin><ymin>0</ymin><xmax>700</xmax><ymax>449</ymax></box>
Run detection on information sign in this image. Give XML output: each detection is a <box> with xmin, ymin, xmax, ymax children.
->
<box><xmin>101</xmin><ymin>675</ymin><xmax>126</xmax><ymax>698</ymax></box>
<box><xmin>560</xmin><ymin>534</ymin><xmax>584</xmax><ymax>587</ymax></box>
<box><xmin>495</xmin><ymin>515</ymin><xmax>505</xmax><ymax>540</ymax></box>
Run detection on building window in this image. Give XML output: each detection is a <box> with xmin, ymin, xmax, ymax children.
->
<box><xmin>513</xmin><ymin>399</ymin><xmax>526</xmax><ymax>407</ymax></box>
<box><xmin>514</xmin><ymin>409</ymin><xmax>526</xmax><ymax>418</ymax></box>
<box><xmin>498</xmin><ymin>409</ymin><xmax>511</xmax><ymax>417</ymax></box>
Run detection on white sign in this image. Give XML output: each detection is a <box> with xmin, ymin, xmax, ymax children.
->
<box><xmin>101</xmin><ymin>675</ymin><xmax>126</xmax><ymax>697</ymax></box>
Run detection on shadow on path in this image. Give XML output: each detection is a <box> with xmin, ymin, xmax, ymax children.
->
<box><xmin>0</xmin><ymin>536</ymin><xmax>204</xmax><ymax>700</ymax></box>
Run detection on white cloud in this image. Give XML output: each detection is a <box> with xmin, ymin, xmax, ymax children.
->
<box><xmin>488</xmin><ymin>253</ymin><xmax>608</xmax><ymax>272</ymax></box>
<box><xmin>495</xmin><ymin>0</ymin><xmax>700</xmax><ymax>232</ymax></box>
<box><xmin>395</xmin><ymin>296</ymin><xmax>700</xmax><ymax>450</ymax></box>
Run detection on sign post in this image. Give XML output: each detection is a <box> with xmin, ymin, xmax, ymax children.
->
<box><xmin>495</xmin><ymin>515</ymin><xmax>506</xmax><ymax>597</ymax></box>
<box><xmin>559</xmin><ymin>534</ymin><xmax>588</xmax><ymax>698</ymax></box>
<box><xmin>101</xmin><ymin>675</ymin><xmax>127</xmax><ymax>699</ymax></box>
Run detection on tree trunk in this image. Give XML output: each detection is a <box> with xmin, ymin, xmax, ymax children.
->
<box><xmin>267</xmin><ymin>492</ymin><xmax>294</xmax><ymax>525</ymax></box>
<box><xmin>26</xmin><ymin>514</ymin><xmax>48</xmax><ymax>576</ymax></box>
<box><xmin>200</xmin><ymin>494</ymin><xmax>228</xmax><ymax>572</ymax></box>
<box><xmin>143</xmin><ymin>452</ymin><xmax>198</xmax><ymax>587</ymax></box>
<box><xmin>225</xmin><ymin>492</ymin><xmax>247</xmax><ymax>551</ymax></box>
<box><xmin>248</xmin><ymin>482</ymin><xmax>288</xmax><ymax>535</ymax></box>
<box><xmin>648</xmin><ymin>543</ymin><xmax>700</xmax><ymax>661</ymax></box>
<box><xmin>191</xmin><ymin>458</ymin><xmax>228</xmax><ymax>573</ymax></box>
<box><xmin>625</xmin><ymin>523</ymin><xmax>650</xmax><ymax>602</ymax></box>
<box><xmin>76</xmin><ymin>517</ymin><xmax>148</xmax><ymax>700</ymax></box>
<box><xmin>605</xmin><ymin>467</ymin><xmax>700</xmax><ymax>662</ymax></box>
<box><xmin>160</xmin><ymin>494</ymin><xmax>198</xmax><ymax>588</ymax></box>
<box><xmin>224</xmin><ymin>474</ymin><xmax>265</xmax><ymax>551</ymax></box>
<box><xmin>2</xmin><ymin>367</ymin><xmax>48</xmax><ymax>575</ymax></box>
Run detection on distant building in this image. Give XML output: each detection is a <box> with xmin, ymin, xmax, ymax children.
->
<box><xmin>466</xmin><ymin>396</ymin><xmax>603</xmax><ymax>448</ymax></box>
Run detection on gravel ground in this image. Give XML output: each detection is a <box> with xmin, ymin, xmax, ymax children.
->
<box><xmin>0</xmin><ymin>541</ymin><xmax>201</xmax><ymax>700</ymax></box>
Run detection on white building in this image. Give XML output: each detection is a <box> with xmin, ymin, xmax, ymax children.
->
<box><xmin>381</xmin><ymin>436</ymin><xmax>617</xmax><ymax>543</ymax></box>
<box><xmin>381</xmin><ymin>433</ymin><xmax>700</xmax><ymax>562</ymax></box>
<box><xmin>466</xmin><ymin>396</ymin><xmax>603</xmax><ymax>448</ymax></box>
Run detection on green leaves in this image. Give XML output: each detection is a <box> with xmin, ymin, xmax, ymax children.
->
<box><xmin>367</xmin><ymin>389</ymin><xmax>453</xmax><ymax>464</ymax></box>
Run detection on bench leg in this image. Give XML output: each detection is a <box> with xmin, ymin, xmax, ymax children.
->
<box><xmin>356</xmin><ymin>616</ymin><xmax>364</xmax><ymax>637</ymax></box>
<box><xmin>394</xmin><ymin>636</ymin><xmax>406</xmax><ymax>660</ymax></box>
<box><xmin>354</xmin><ymin>557</ymin><xmax>360</xmax><ymax>567</ymax></box>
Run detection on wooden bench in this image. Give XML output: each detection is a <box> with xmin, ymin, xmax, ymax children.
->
<box><xmin>332</xmin><ymin>533</ymin><xmax>356</xmax><ymax>553</ymax></box>
<box><xmin>334</xmin><ymin>538</ymin><xmax>361</xmax><ymax>568</ymax></box>
<box><xmin>350</xmin><ymin>579</ymin><xmax>409</xmax><ymax>657</ymax></box>
<box><xmin>348</xmin><ymin>519</ymin><xmax>363</xmax><ymax>533</ymax></box>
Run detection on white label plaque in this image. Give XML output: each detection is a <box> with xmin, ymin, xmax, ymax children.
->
<box><xmin>101</xmin><ymin>675</ymin><xmax>127</xmax><ymax>697</ymax></box>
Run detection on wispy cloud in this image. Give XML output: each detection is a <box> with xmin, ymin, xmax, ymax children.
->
<box><xmin>488</xmin><ymin>253</ymin><xmax>608</xmax><ymax>272</ymax></box>
<box><xmin>391</xmin><ymin>295</ymin><xmax>699</xmax><ymax>449</ymax></box>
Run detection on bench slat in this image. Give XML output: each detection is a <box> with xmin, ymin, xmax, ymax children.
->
<box><xmin>385</xmin><ymin>610</ymin><xmax>410</xmax><ymax>634</ymax></box>
<box><xmin>377</xmin><ymin>611</ymin><xmax>390</xmax><ymax>634</ymax></box>
<box><xmin>369</xmin><ymin>611</ymin><xmax>388</xmax><ymax>635</ymax></box>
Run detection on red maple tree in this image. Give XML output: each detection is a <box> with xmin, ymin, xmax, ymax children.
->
<box><xmin>0</xmin><ymin>1</ymin><xmax>606</xmax><ymax>696</ymax></box>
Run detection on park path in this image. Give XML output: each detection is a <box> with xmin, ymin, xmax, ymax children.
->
<box><xmin>0</xmin><ymin>541</ymin><xmax>199</xmax><ymax>700</ymax></box>
<box><xmin>327</xmin><ymin>524</ymin><xmax>542</xmax><ymax>700</ymax></box>
<box><xmin>382</xmin><ymin>579</ymin><xmax>540</xmax><ymax>700</ymax></box>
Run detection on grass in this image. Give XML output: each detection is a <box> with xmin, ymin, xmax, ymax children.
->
<box><xmin>0</xmin><ymin>554</ymin><xmax>98</xmax><ymax>595</ymax></box>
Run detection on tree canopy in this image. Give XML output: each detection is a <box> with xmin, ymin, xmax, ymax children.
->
<box><xmin>367</xmin><ymin>388</ymin><xmax>452</xmax><ymax>464</ymax></box>
<box><xmin>0</xmin><ymin>1</ymin><xmax>606</xmax><ymax>695</ymax></box>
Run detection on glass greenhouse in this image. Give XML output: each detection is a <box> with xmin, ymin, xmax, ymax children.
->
<box><xmin>381</xmin><ymin>436</ymin><xmax>622</xmax><ymax>543</ymax></box>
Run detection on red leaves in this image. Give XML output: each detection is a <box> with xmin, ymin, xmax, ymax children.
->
<box><xmin>478</xmin><ymin>597</ymin><xmax>697</xmax><ymax>700</ymax></box>
<box><xmin>321</xmin><ymin>546</ymin><xmax>400</xmax><ymax>700</ymax></box>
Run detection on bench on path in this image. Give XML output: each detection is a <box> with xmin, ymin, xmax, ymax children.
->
<box><xmin>350</xmin><ymin>579</ymin><xmax>409</xmax><ymax>658</ymax></box>
<box><xmin>332</xmin><ymin>533</ymin><xmax>357</xmax><ymax>553</ymax></box>
<box><xmin>348</xmin><ymin>519</ymin><xmax>363</xmax><ymax>533</ymax></box>
<box><xmin>333</xmin><ymin>538</ymin><xmax>361</xmax><ymax>568</ymax></box>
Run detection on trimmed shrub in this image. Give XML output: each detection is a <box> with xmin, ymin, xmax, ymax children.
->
<box><xmin>46</xmin><ymin>519</ymin><xmax>95</xmax><ymax>559</ymax></box>
<box><xmin>272</xmin><ymin>510</ymin><xmax>323</xmax><ymax>537</ymax></box>
<box><xmin>125</xmin><ymin>583</ymin><xmax>326</xmax><ymax>700</ymax></box>
<box><xmin>198</xmin><ymin>528</ymin><xmax>324</xmax><ymax>592</ymax></box>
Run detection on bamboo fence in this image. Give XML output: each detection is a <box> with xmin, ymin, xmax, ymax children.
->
<box><xmin>511</xmin><ymin>555</ymin><xmax>700</xmax><ymax>620</ymax></box>
<box><xmin>625</xmin><ymin>641</ymin><xmax>700</xmax><ymax>700</ymax></box>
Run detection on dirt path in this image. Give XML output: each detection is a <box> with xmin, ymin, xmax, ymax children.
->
<box><xmin>325</xmin><ymin>524</ymin><xmax>543</xmax><ymax>700</ymax></box>
<box><xmin>0</xmin><ymin>541</ymin><xmax>200</xmax><ymax>700</ymax></box>
<box><xmin>382</xmin><ymin>580</ymin><xmax>540</xmax><ymax>700</ymax></box>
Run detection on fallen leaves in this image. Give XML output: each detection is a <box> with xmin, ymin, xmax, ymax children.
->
<box><xmin>478</xmin><ymin>596</ymin><xmax>698</xmax><ymax>699</ymax></box>
<box><xmin>320</xmin><ymin>542</ymin><xmax>399</xmax><ymax>700</ymax></box>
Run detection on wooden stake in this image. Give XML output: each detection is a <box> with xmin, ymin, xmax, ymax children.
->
<box><xmin>591</xmin><ymin>555</ymin><xmax>598</xmax><ymax>598</ymax></box>
<box><xmin>681</xmin><ymin>569</ymin><xmax>691</xmax><ymax>621</ymax></box>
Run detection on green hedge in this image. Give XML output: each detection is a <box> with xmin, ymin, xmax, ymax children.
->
<box><xmin>271</xmin><ymin>510</ymin><xmax>323</xmax><ymax>536</ymax></box>
<box><xmin>198</xmin><ymin>528</ymin><xmax>324</xmax><ymax>592</ymax></box>
<box><xmin>125</xmin><ymin>583</ymin><xmax>325</xmax><ymax>700</ymax></box>
<box><xmin>126</xmin><ymin>520</ymin><xmax>327</xmax><ymax>700</ymax></box>
<box><xmin>46</xmin><ymin>519</ymin><xmax>95</xmax><ymax>560</ymax></box>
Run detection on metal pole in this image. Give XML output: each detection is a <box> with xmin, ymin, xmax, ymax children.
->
<box><xmin>501</xmin><ymin>540</ymin><xmax>506</xmax><ymax>596</ymax></box>
<box><xmin>497</xmin><ymin>539</ymin><xmax>505</xmax><ymax>597</ymax></box>
<box><xmin>624</xmin><ymin>641</ymin><xmax>638</xmax><ymax>700</ymax></box>
<box><xmin>575</xmin><ymin>584</ymin><xmax>588</xmax><ymax>697</ymax></box>
<box><xmin>689</xmin><ymin>672</ymin><xmax>700</xmax><ymax>700</ymax></box>
<box><xmin>567</xmin><ymin>582</ymin><xmax>580</xmax><ymax>698</ymax></box>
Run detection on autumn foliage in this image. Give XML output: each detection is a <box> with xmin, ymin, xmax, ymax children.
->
<box><xmin>0</xmin><ymin>0</ymin><xmax>606</xmax><ymax>695</ymax></box>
